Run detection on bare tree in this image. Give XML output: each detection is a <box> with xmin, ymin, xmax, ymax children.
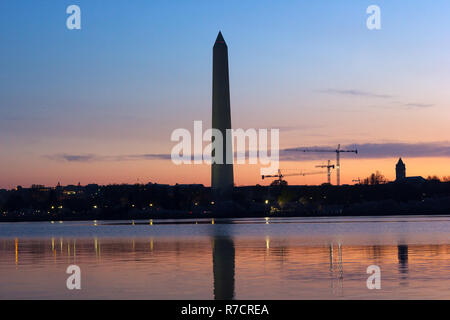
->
<box><xmin>362</xmin><ymin>171</ymin><xmax>388</xmax><ymax>185</ymax></box>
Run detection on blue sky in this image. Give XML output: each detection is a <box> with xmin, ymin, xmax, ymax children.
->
<box><xmin>1</xmin><ymin>1</ymin><xmax>449</xmax><ymax>187</ymax></box>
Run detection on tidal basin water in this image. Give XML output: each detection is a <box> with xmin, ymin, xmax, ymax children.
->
<box><xmin>0</xmin><ymin>215</ymin><xmax>449</xmax><ymax>299</ymax></box>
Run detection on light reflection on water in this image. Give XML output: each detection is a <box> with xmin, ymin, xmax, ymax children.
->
<box><xmin>0</xmin><ymin>215</ymin><xmax>449</xmax><ymax>299</ymax></box>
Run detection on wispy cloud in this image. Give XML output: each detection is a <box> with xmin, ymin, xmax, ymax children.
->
<box><xmin>269</xmin><ymin>125</ymin><xmax>325</xmax><ymax>133</ymax></box>
<box><xmin>47</xmin><ymin>142</ymin><xmax>450</xmax><ymax>163</ymax></box>
<box><xmin>47</xmin><ymin>154</ymin><xmax>98</xmax><ymax>162</ymax></box>
<box><xmin>320</xmin><ymin>89</ymin><xmax>435</xmax><ymax>110</ymax></box>
<box><xmin>280</xmin><ymin>142</ymin><xmax>450</xmax><ymax>160</ymax></box>
<box><xmin>402</xmin><ymin>103</ymin><xmax>434</xmax><ymax>108</ymax></box>
<box><xmin>320</xmin><ymin>89</ymin><xmax>393</xmax><ymax>99</ymax></box>
<box><xmin>47</xmin><ymin>153</ymin><xmax>172</xmax><ymax>162</ymax></box>
<box><xmin>117</xmin><ymin>154</ymin><xmax>173</xmax><ymax>161</ymax></box>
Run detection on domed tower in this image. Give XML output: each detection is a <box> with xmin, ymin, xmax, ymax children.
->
<box><xmin>396</xmin><ymin>158</ymin><xmax>406</xmax><ymax>181</ymax></box>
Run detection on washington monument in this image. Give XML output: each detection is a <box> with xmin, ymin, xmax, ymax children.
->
<box><xmin>211</xmin><ymin>31</ymin><xmax>234</xmax><ymax>197</ymax></box>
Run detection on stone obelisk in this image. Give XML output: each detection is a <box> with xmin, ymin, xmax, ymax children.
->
<box><xmin>211</xmin><ymin>31</ymin><xmax>234</xmax><ymax>198</ymax></box>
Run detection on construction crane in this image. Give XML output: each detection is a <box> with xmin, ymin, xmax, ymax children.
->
<box><xmin>262</xmin><ymin>169</ymin><xmax>325</xmax><ymax>186</ymax></box>
<box><xmin>315</xmin><ymin>160</ymin><xmax>335</xmax><ymax>184</ymax></box>
<box><xmin>296</xmin><ymin>144</ymin><xmax>358</xmax><ymax>186</ymax></box>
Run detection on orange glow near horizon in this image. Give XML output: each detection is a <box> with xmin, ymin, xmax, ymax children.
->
<box><xmin>1</xmin><ymin>157</ymin><xmax>449</xmax><ymax>189</ymax></box>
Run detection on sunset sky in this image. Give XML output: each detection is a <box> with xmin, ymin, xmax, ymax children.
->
<box><xmin>1</xmin><ymin>0</ymin><xmax>449</xmax><ymax>189</ymax></box>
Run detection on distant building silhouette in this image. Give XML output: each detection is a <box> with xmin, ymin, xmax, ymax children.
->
<box><xmin>396</xmin><ymin>158</ymin><xmax>406</xmax><ymax>181</ymax></box>
<box><xmin>395</xmin><ymin>158</ymin><xmax>426</xmax><ymax>184</ymax></box>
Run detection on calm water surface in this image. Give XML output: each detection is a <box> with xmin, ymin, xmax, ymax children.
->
<box><xmin>0</xmin><ymin>215</ymin><xmax>449</xmax><ymax>299</ymax></box>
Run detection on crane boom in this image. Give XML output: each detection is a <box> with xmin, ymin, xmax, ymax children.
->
<box><xmin>293</xmin><ymin>145</ymin><xmax>358</xmax><ymax>186</ymax></box>
<box><xmin>262</xmin><ymin>169</ymin><xmax>325</xmax><ymax>185</ymax></box>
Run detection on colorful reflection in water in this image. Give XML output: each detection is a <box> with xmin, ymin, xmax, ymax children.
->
<box><xmin>0</xmin><ymin>216</ymin><xmax>449</xmax><ymax>299</ymax></box>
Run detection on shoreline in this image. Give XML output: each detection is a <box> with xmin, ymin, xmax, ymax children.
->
<box><xmin>1</xmin><ymin>210</ymin><xmax>449</xmax><ymax>223</ymax></box>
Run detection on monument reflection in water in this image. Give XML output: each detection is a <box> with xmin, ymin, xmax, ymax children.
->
<box><xmin>212</xmin><ymin>235</ymin><xmax>235</xmax><ymax>300</ymax></box>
